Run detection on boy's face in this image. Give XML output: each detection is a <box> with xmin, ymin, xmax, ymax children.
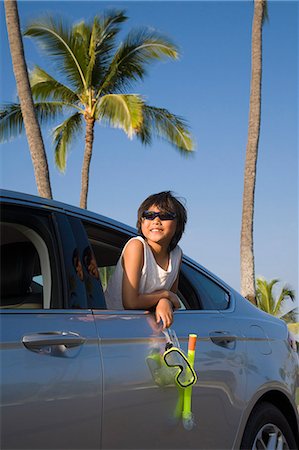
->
<box><xmin>141</xmin><ymin>204</ymin><xmax>177</xmax><ymax>249</ymax></box>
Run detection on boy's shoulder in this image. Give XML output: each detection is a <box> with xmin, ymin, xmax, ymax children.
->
<box><xmin>124</xmin><ymin>236</ymin><xmax>145</xmax><ymax>253</ymax></box>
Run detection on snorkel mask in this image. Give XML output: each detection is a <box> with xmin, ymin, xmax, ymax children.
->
<box><xmin>163</xmin><ymin>344</ymin><xmax>197</xmax><ymax>388</ymax></box>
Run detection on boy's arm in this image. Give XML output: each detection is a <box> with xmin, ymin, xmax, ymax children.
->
<box><xmin>122</xmin><ymin>240</ymin><xmax>179</xmax><ymax>310</ymax></box>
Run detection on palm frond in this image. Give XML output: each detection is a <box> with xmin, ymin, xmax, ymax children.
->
<box><xmin>72</xmin><ymin>20</ymin><xmax>91</xmax><ymax>53</ymax></box>
<box><xmin>262</xmin><ymin>0</ymin><xmax>269</xmax><ymax>24</ymax></box>
<box><xmin>35</xmin><ymin>101</ymin><xmax>66</xmax><ymax>123</ymax></box>
<box><xmin>0</xmin><ymin>103</ymin><xmax>24</xmax><ymax>141</ymax></box>
<box><xmin>30</xmin><ymin>66</ymin><xmax>79</xmax><ymax>103</ymax></box>
<box><xmin>137</xmin><ymin>105</ymin><xmax>194</xmax><ymax>154</ymax></box>
<box><xmin>97</xmin><ymin>94</ymin><xmax>144</xmax><ymax>138</ymax></box>
<box><xmin>256</xmin><ymin>277</ymin><xmax>277</xmax><ymax>313</ymax></box>
<box><xmin>70</xmin><ymin>11</ymin><xmax>127</xmax><ymax>90</ymax></box>
<box><xmin>0</xmin><ymin>102</ymin><xmax>65</xmax><ymax>141</ymax></box>
<box><xmin>98</xmin><ymin>28</ymin><xmax>179</xmax><ymax>94</ymax></box>
<box><xmin>96</xmin><ymin>9</ymin><xmax>127</xmax><ymax>55</ymax></box>
<box><xmin>24</xmin><ymin>17</ymin><xmax>87</xmax><ymax>91</ymax></box>
<box><xmin>256</xmin><ymin>277</ymin><xmax>296</xmax><ymax>318</ymax></box>
<box><xmin>72</xmin><ymin>19</ymin><xmax>94</xmax><ymax>87</ymax></box>
<box><xmin>53</xmin><ymin>112</ymin><xmax>83</xmax><ymax>171</ymax></box>
<box><xmin>282</xmin><ymin>309</ymin><xmax>298</xmax><ymax>324</ymax></box>
<box><xmin>273</xmin><ymin>285</ymin><xmax>295</xmax><ymax>316</ymax></box>
<box><xmin>90</xmin><ymin>11</ymin><xmax>127</xmax><ymax>87</ymax></box>
<box><xmin>84</xmin><ymin>19</ymin><xmax>97</xmax><ymax>89</ymax></box>
<box><xmin>267</xmin><ymin>278</ymin><xmax>279</xmax><ymax>312</ymax></box>
<box><xmin>256</xmin><ymin>278</ymin><xmax>270</xmax><ymax>312</ymax></box>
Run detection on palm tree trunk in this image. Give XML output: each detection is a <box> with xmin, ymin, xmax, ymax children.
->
<box><xmin>80</xmin><ymin>116</ymin><xmax>95</xmax><ymax>209</ymax></box>
<box><xmin>4</xmin><ymin>0</ymin><xmax>52</xmax><ymax>199</ymax></box>
<box><xmin>240</xmin><ymin>0</ymin><xmax>264</xmax><ymax>305</ymax></box>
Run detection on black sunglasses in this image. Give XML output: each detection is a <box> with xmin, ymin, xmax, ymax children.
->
<box><xmin>142</xmin><ymin>211</ymin><xmax>177</xmax><ymax>221</ymax></box>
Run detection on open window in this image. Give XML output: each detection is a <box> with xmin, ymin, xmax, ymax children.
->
<box><xmin>83</xmin><ymin>221</ymin><xmax>229</xmax><ymax>312</ymax></box>
<box><xmin>83</xmin><ymin>221</ymin><xmax>194</xmax><ymax>310</ymax></box>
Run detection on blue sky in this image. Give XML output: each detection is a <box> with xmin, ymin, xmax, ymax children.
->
<box><xmin>0</xmin><ymin>1</ymin><xmax>298</xmax><ymax>305</ymax></box>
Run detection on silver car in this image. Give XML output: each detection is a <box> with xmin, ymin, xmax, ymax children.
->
<box><xmin>0</xmin><ymin>189</ymin><xmax>298</xmax><ymax>450</ymax></box>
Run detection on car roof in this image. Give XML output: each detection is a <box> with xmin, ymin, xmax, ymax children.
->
<box><xmin>0</xmin><ymin>188</ymin><xmax>136</xmax><ymax>234</ymax></box>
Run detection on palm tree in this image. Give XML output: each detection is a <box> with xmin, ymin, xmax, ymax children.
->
<box><xmin>256</xmin><ymin>277</ymin><xmax>296</xmax><ymax>321</ymax></box>
<box><xmin>0</xmin><ymin>11</ymin><xmax>193</xmax><ymax>208</ymax></box>
<box><xmin>240</xmin><ymin>0</ymin><xmax>268</xmax><ymax>304</ymax></box>
<box><xmin>3</xmin><ymin>0</ymin><xmax>52</xmax><ymax>199</ymax></box>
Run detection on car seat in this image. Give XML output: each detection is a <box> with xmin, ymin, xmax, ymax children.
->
<box><xmin>0</xmin><ymin>241</ymin><xmax>43</xmax><ymax>308</ymax></box>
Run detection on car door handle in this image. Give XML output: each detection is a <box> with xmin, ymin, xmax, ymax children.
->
<box><xmin>209</xmin><ymin>331</ymin><xmax>236</xmax><ymax>348</ymax></box>
<box><xmin>22</xmin><ymin>331</ymin><xmax>86</xmax><ymax>350</ymax></box>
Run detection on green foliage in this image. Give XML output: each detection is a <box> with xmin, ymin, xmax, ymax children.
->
<box><xmin>30</xmin><ymin>66</ymin><xmax>78</xmax><ymax>103</ymax></box>
<box><xmin>98</xmin><ymin>28</ymin><xmax>179</xmax><ymax>94</ymax></box>
<box><xmin>0</xmin><ymin>104</ymin><xmax>24</xmax><ymax>140</ymax></box>
<box><xmin>97</xmin><ymin>94</ymin><xmax>144</xmax><ymax>138</ymax></box>
<box><xmin>1</xmin><ymin>10</ymin><xmax>194</xmax><ymax>195</ymax></box>
<box><xmin>24</xmin><ymin>16</ymin><xmax>88</xmax><ymax>90</ymax></box>
<box><xmin>256</xmin><ymin>277</ymin><xmax>296</xmax><ymax>323</ymax></box>
<box><xmin>138</xmin><ymin>106</ymin><xmax>194</xmax><ymax>153</ymax></box>
<box><xmin>53</xmin><ymin>112</ymin><xmax>83</xmax><ymax>171</ymax></box>
<box><xmin>0</xmin><ymin>102</ymin><xmax>64</xmax><ymax>141</ymax></box>
<box><xmin>262</xmin><ymin>0</ymin><xmax>269</xmax><ymax>24</ymax></box>
<box><xmin>99</xmin><ymin>266</ymin><xmax>115</xmax><ymax>290</ymax></box>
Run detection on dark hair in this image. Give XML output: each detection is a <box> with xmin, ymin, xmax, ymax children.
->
<box><xmin>136</xmin><ymin>191</ymin><xmax>187</xmax><ymax>251</ymax></box>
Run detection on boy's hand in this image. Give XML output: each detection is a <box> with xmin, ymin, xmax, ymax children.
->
<box><xmin>155</xmin><ymin>298</ymin><xmax>174</xmax><ymax>329</ymax></box>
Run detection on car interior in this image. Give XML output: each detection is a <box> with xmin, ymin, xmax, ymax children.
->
<box><xmin>0</xmin><ymin>222</ymin><xmax>51</xmax><ymax>309</ymax></box>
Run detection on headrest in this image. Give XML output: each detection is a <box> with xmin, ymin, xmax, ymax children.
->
<box><xmin>0</xmin><ymin>241</ymin><xmax>37</xmax><ymax>298</ymax></box>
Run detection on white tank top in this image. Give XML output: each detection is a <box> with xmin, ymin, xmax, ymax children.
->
<box><xmin>104</xmin><ymin>236</ymin><xmax>182</xmax><ymax>310</ymax></box>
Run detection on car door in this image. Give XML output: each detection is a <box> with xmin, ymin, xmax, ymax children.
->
<box><xmin>83</xmin><ymin>220</ymin><xmax>247</xmax><ymax>450</ymax></box>
<box><xmin>0</xmin><ymin>205</ymin><xmax>103</xmax><ymax>450</ymax></box>
<box><xmin>93</xmin><ymin>299</ymin><xmax>246</xmax><ymax>450</ymax></box>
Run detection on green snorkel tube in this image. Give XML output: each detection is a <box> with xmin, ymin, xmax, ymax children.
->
<box><xmin>163</xmin><ymin>333</ymin><xmax>198</xmax><ymax>430</ymax></box>
<box><xmin>182</xmin><ymin>334</ymin><xmax>197</xmax><ymax>430</ymax></box>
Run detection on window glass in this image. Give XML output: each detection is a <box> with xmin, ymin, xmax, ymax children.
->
<box><xmin>181</xmin><ymin>264</ymin><xmax>229</xmax><ymax>310</ymax></box>
<box><xmin>55</xmin><ymin>214</ymin><xmax>89</xmax><ymax>309</ymax></box>
<box><xmin>68</xmin><ymin>217</ymin><xmax>106</xmax><ymax>309</ymax></box>
<box><xmin>33</xmin><ymin>275</ymin><xmax>43</xmax><ymax>286</ymax></box>
<box><xmin>178</xmin><ymin>271</ymin><xmax>198</xmax><ymax>310</ymax></box>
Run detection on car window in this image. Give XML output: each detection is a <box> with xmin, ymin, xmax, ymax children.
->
<box><xmin>0</xmin><ymin>222</ymin><xmax>51</xmax><ymax>309</ymax></box>
<box><xmin>82</xmin><ymin>222</ymin><xmax>229</xmax><ymax>311</ymax></box>
<box><xmin>181</xmin><ymin>263</ymin><xmax>230</xmax><ymax>310</ymax></box>
<box><xmin>83</xmin><ymin>224</ymin><xmax>186</xmax><ymax>311</ymax></box>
